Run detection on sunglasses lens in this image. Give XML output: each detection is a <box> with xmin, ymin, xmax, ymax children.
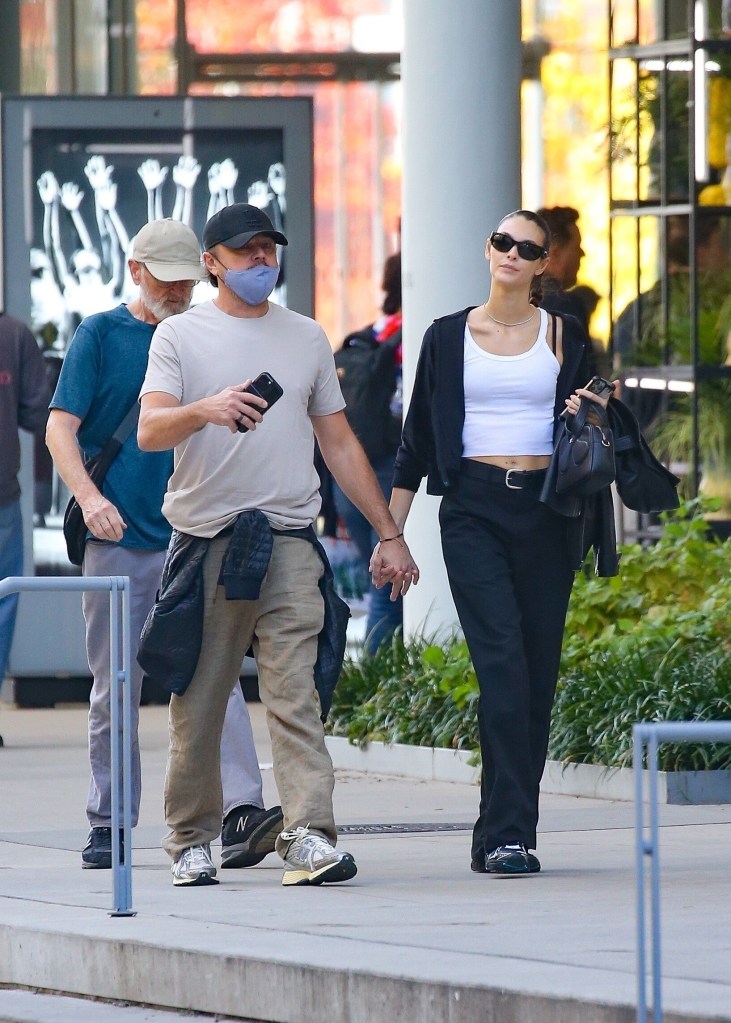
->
<box><xmin>518</xmin><ymin>241</ymin><xmax>544</xmax><ymax>261</ymax></box>
<box><xmin>490</xmin><ymin>232</ymin><xmax>544</xmax><ymax>261</ymax></box>
<box><xmin>491</xmin><ymin>232</ymin><xmax>512</xmax><ymax>253</ymax></box>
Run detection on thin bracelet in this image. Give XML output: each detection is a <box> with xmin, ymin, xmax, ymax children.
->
<box><xmin>379</xmin><ymin>532</ymin><xmax>404</xmax><ymax>544</ymax></box>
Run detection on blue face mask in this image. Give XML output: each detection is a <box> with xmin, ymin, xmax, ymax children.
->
<box><xmin>222</xmin><ymin>263</ymin><xmax>280</xmax><ymax>305</ymax></box>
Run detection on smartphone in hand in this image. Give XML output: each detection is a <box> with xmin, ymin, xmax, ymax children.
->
<box><xmin>584</xmin><ymin>375</ymin><xmax>616</xmax><ymax>400</ymax></box>
<box><xmin>560</xmin><ymin>375</ymin><xmax>616</xmax><ymax>418</ymax></box>
<box><xmin>236</xmin><ymin>372</ymin><xmax>284</xmax><ymax>433</ymax></box>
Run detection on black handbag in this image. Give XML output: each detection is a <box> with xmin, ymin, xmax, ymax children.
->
<box><xmin>62</xmin><ymin>403</ymin><xmax>140</xmax><ymax>566</ymax></box>
<box><xmin>554</xmin><ymin>397</ymin><xmax>616</xmax><ymax>498</ymax></box>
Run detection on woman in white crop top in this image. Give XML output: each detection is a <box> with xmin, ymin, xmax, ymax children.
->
<box><xmin>384</xmin><ymin>210</ymin><xmax>615</xmax><ymax>878</ymax></box>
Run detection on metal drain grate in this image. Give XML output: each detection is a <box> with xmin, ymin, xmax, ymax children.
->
<box><xmin>337</xmin><ymin>822</ymin><xmax>472</xmax><ymax>835</ymax></box>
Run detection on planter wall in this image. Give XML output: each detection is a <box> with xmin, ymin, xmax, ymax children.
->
<box><xmin>325</xmin><ymin>736</ymin><xmax>731</xmax><ymax>804</ymax></box>
<box><xmin>541</xmin><ymin>759</ymin><xmax>731</xmax><ymax>804</ymax></box>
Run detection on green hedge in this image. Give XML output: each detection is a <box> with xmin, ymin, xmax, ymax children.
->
<box><xmin>327</xmin><ymin>500</ymin><xmax>731</xmax><ymax>771</ymax></box>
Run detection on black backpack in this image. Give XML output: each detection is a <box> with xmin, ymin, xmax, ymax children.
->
<box><xmin>334</xmin><ymin>325</ymin><xmax>402</xmax><ymax>462</ymax></box>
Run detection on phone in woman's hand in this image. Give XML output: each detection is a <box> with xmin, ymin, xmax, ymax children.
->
<box><xmin>584</xmin><ymin>375</ymin><xmax>616</xmax><ymax>400</ymax></box>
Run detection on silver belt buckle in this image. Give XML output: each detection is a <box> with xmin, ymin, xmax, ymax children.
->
<box><xmin>505</xmin><ymin>468</ymin><xmax>523</xmax><ymax>490</ymax></box>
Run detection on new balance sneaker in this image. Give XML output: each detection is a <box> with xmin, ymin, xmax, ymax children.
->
<box><xmin>221</xmin><ymin>804</ymin><xmax>284</xmax><ymax>868</ymax></box>
<box><xmin>281</xmin><ymin>825</ymin><xmax>357</xmax><ymax>887</ymax></box>
<box><xmin>81</xmin><ymin>827</ymin><xmax>124</xmax><ymax>870</ymax></box>
<box><xmin>172</xmin><ymin>844</ymin><xmax>219</xmax><ymax>887</ymax></box>
<box><xmin>484</xmin><ymin>842</ymin><xmax>532</xmax><ymax>876</ymax></box>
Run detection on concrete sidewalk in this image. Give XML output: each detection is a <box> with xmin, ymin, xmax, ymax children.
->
<box><xmin>0</xmin><ymin>700</ymin><xmax>729</xmax><ymax>1023</ymax></box>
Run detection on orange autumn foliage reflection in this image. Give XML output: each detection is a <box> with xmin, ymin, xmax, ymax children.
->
<box><xmin>135</xmin><ymin>0</ymin><xmax>400</xmax><ymax>347</ymax></box>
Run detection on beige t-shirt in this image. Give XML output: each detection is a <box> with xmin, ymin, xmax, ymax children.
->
<box><xmin>140</xmin><ymin>300</ymin><xmax>345</xmax><ymax>536</ymax></box>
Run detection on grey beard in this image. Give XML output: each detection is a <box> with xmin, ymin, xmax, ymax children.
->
<box><xmin>140</xmin><ymin>285</ymin><xmax>191</xmax><ymax>323</ymax></box>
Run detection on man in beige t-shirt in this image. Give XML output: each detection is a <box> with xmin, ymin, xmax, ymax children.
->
<box><xmin>139</xmin><ymin>203</ymin><xmax>418</xmax><ymax>889</ymax></box>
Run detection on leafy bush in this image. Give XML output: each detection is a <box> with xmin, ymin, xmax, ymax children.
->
<box><xmin>560</xmin><ymin>500</ymin><xmax>731</xmax><ymax>671</ymax></box>
<box><xmin>550</xmin><ymin>646</ymin><xmax>731</xmax><ymax>770</ymax></box>
<box><xmin>328</xmin><ymin>500</ymin><xmax>731</xmax><ymax>771</ymax></box>
<box><xmin>327</xmin><ymin>631</ymin><xmax>480</xmax><ymax>751</ymax></box>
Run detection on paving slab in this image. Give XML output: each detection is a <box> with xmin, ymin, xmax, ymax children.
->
<box><xmin>0</xmin><ymin>702</ymin><xmax>730</xmax><ymax>1023</ymax></box>
<box><xmin>0</xmin><ymin>987</ymin><xmax>230</xmax><ymax>1023</ymax></box>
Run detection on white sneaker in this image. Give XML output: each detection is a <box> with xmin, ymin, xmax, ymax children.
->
<box><xmin>281</xmin><ymin>825</ymin><xmax>357</xmax><ymax>887</ymax></box>
<box><xmin>172</xmin><ymin>843</ymin><xmax>219</xmax><ymax>887</ymax></box>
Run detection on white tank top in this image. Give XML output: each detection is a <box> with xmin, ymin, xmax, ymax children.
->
<box><xmin>462</xmin><ymin>307</ymin><xmax>559</xmax><ymax>457</ymax></box>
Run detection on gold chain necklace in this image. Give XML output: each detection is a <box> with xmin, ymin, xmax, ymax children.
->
<box><xmin>483</xmin><ymin>304</ymin><xmax>536</xmax><ymax>327</ymax></box>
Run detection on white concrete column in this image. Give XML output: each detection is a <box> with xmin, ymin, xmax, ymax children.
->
<box><xmin>400</xmin><ymin>0</ymin><xmax>522</xmax><ymax>638</ymax></box>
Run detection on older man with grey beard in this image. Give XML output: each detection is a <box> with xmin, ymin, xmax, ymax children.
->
<box><xmin>46</xmin><ymin>219</ymin><xmax>281</xmax><ymax>871</ymax></box>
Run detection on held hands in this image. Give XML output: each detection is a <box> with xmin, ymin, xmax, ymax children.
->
<box><xmin>82</xmin><ymin>494</ymin><xmax>126</xmax><ymax>543</ymax></box>
<box><xmin>563</xmin><ymin>379</ymin><xmax>620</xmax><ymax>418</ymax></box>
<box><xmin>370</xmin><ymin>535</ymin><xmax>420</xmax><ymax>600</ymax></box>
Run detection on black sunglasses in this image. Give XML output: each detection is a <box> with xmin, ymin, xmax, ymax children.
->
<box><xmin>490</xmin><ymin>231</ymin><xmax>547</xmax><ymax>261</ymax></box>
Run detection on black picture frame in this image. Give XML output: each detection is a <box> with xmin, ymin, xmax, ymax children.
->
<box><xmin>1</xmin><ymin>95</ymin><xmax>314</xmax><ymax>340</ymax></box>
<box><xmin>0</xmin><ymin>95</ymin><xmax>313</xmax><ymax>677</ymax></box>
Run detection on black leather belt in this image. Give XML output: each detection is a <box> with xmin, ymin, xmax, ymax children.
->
<box><xmin>459</xmin><ymin>459</ymin><xmax>548</xmax><ymax>490</ymax></box>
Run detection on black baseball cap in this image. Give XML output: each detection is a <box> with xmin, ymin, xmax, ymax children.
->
<box><xmin>203</xmin><ymin>203</ymin><xmax>288</xmax><ymax>251</ymax></box>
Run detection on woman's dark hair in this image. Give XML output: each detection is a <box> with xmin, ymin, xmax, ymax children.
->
<box><xmin>496</xmin><ymin>209</ymin><xmax>551</xmax><ymax>306</ymax></box>
<box><xmin>381</xmin><ymin>252</ymin><xmax>402</xmax><ymax>315</ymax></box>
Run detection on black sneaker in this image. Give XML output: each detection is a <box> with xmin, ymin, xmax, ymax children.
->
<box><xmin>472</xmin><ymin>848</ymin><xmax>541</xmax><ymax>874</ymax></box>
<box><xmin>220</xmin><ymin>804</ymin><xmax>284</xmax><ymax>868</ymax></box>
<box><xmin>484</xmin><ymin>842</ymin><xmax>532</xmax><ymax>876</ymax></box>
<box><xmin>81</xmin><ymin>827</ymin><xmax>124</xmax><ymax>870</ymax></box>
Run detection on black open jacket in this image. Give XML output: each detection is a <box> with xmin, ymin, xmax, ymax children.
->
<box><xmin>393</xmin><ymin>306</ymin><xmax>619</xmax><ymax>576</ymax></box>
<box><xmin>137</xmin><ymin>513</ymin><xmax>351</xmax><ymax>716</ymax></box>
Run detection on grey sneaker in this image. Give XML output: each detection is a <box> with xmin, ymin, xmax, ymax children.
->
<box><xmin>281</xmin><ymin>825</ymin><xmax>357</xmax><ymax>887</ymax></box>
<box><xmin>172</xmin><ymin>843</ymin><xmax>219</xmax><ymax>887</ymax></box>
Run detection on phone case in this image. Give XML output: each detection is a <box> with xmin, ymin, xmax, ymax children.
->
<box><xmin>237</xmin><ymin>373</ymin><xmax>283</xmax><ymax>432</ymax></box>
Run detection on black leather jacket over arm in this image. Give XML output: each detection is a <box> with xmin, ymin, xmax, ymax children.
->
<box><xmin>137</xmin><ymin>516</ymin><xmax>350</xmax><ymax>716</ymax></box>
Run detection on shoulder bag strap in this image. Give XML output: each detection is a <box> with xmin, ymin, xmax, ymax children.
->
<box><xmin>86</xmin><ymin>401</ymin><xmax>140</xmax><ymax>469</ymax></box>
<box><xmin>551</xmin><ymin>313</ymin><xmax>557</xmax><ymax>354</ymax></box>
<box><xmin>111</xmin><ymin>401</ymin><xmax>140</xmax><ymax>445</ymax></box>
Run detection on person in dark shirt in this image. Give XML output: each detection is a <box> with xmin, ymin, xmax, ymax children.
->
<box><xmin>0</xmin><ymin>312</ymin><xmax>50</xmax><ymax>742</ymax></box>
<box><xmin>332</xmin><ymin>252</ymin><xmax>404</xmax><ymax>654</ymax></box>
<box><xmin>537</xmin><ymin>206</ymin><xmax>591</xmax><ymax>334</ymax></box>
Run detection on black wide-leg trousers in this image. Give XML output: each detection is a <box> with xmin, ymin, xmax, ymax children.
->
<box><xmin>439</xmin><ymin>460</ymin><xmax>575</xmax><ymax>858</ymax></box>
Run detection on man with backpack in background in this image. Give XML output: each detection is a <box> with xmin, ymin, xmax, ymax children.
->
<box><xmin>332</xmin><ymin>252</ymin><xmax>403</xmax><ymax>654</ymax></box>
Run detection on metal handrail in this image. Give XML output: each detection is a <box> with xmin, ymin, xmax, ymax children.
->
<box><xmin>0</xmin><ymin>575</ymin><xmax>135</xmax><ymax>916</ymax></box>
<box><xmin>634</xmin><ymin>720</ymin><xmax>731</xmax><ymax>1022</ymax></box>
